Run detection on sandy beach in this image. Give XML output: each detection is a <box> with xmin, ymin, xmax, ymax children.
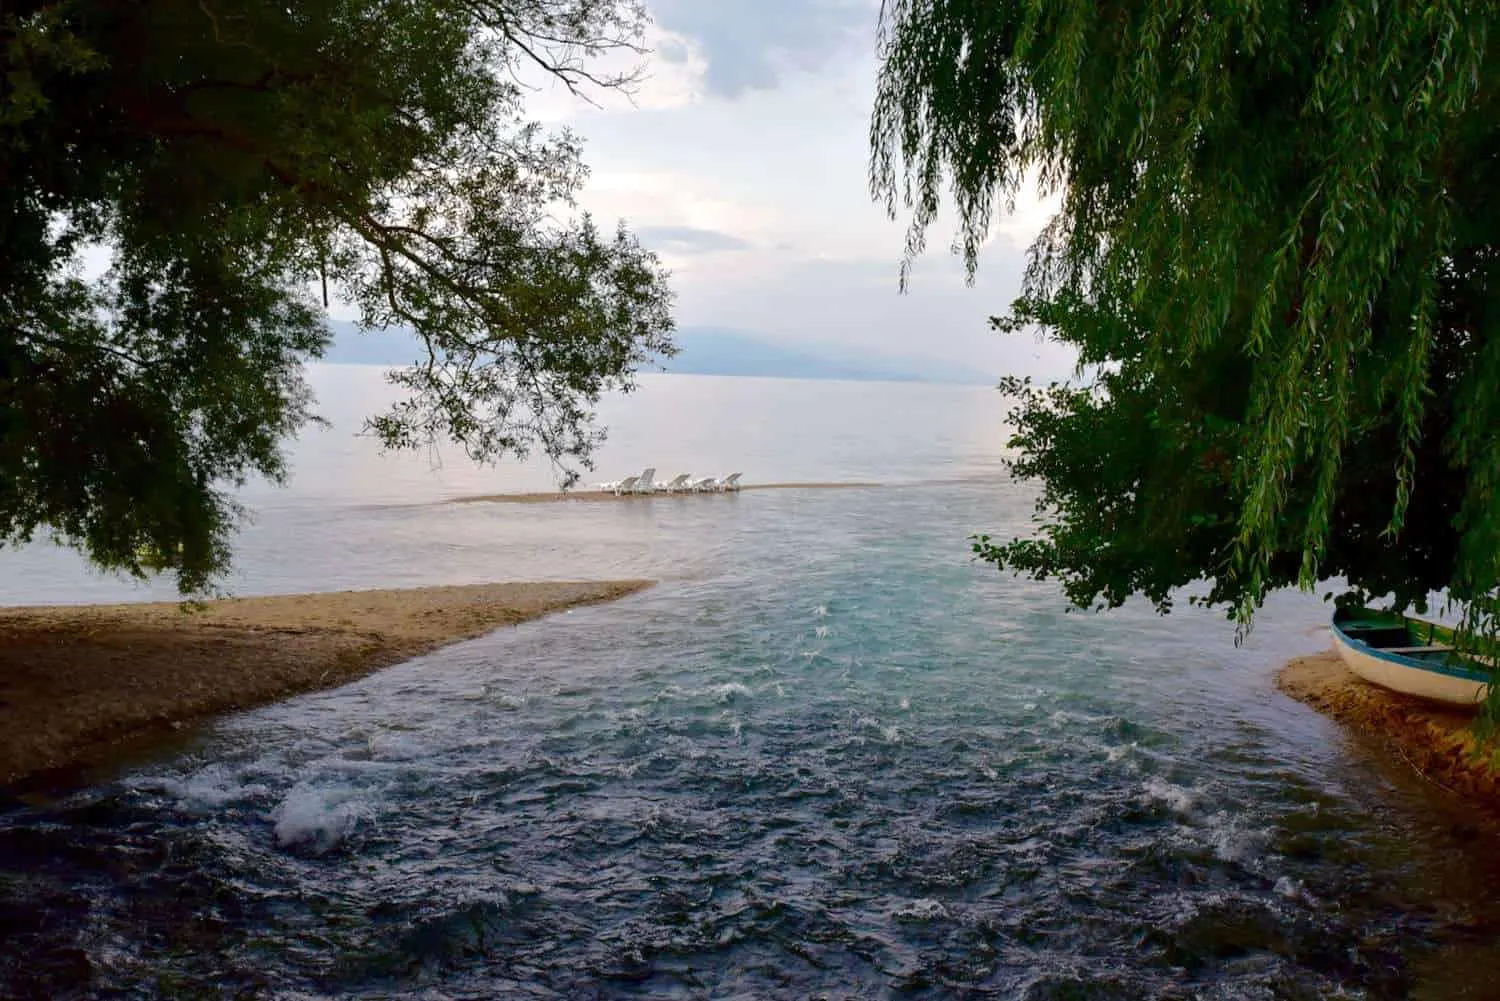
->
<box><xmin>1278</xmin><ymin>650</ymin><xmax>1500</xmax><ymax>813</ymax></box>
<box><xmin>449</xmin><ymin>482</ymin><xmax>882</xmax><ymax>504</ymax></box>
<box><xmin>0</xmin><ymin>580</ymin><xmax>651</xmax><ymax>789</ymax></box>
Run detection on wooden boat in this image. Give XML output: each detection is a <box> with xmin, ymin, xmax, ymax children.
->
<box><xmin>1330</xmin><ymin>607</ymin><xmax>1492</xmax><ymax>707</ymax></box>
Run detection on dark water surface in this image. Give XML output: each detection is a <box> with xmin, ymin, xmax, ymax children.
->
<box><xmin>3</xmin><ymin>373</ymin><xmax>1500</xmax><ymax>998</ymax></box>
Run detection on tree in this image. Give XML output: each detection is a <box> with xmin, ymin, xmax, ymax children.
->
<box><xmin>870</xmin><ymin>0</ymin><xmax>1500</xmax><ymax>642</ymax></box>
<box><xmin>2</xmin><ymin>0</ymin><xmax>674</xmax><ymax>593</ymax></box>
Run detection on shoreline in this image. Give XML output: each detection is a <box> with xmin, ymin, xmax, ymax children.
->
<box><xmin>0</xmin><ymin>580</ymin><xmax>652</xmax><ymax>791</ymax></box>
<box><xmin>1277</xmin><ymin>650</ymin><xmax>1500</xmax><ymax>814</ymax></box>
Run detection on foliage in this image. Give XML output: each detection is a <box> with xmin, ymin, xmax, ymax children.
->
<box><xmin>2</xmin><ymin>0</ymin><xmax>673</xmax><ymax>593</ymax></box>
<box><xmin>870</xmin><ymin>0</ymin><xmax>1500</xmax><ymax>640</ymax></box>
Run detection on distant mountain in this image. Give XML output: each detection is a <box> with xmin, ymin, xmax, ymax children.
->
<box><xmin>662</xmin><ymin>327</ymin><xmax>991</xmax><ymax>385</ymax></box>
<box><xmin>319</xmin><ymin>321</ymin><xmax>992</xmax><ymax>385</ymax></box>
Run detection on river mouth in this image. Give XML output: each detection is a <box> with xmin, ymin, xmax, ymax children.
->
<box><xmin>5</xmin><ymin>480</ymin><xmax>1500</xmax><ymax>997</ymax></box>
<box><xmin>5</xmin><ymin>709</ymin><xmax>1498</xmax><ymax>999</ymax></box>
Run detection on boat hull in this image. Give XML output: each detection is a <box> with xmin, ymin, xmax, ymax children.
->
<box><xmin>1331</xmin><ymin>624</ymin><xmax>1490</xmax><ymax>707</ymax></box>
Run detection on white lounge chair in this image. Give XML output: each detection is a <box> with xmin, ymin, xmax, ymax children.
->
<box><xmin>611</xmin><ymin>475</ymin><xmax>639</xmax><ymax>496</ymax></box>
<box><xmin>659</xmin><ymin>473</ymin><xmax>692</xmax><ymax>493</ymax></box>
<box><xmin>631</xmin><ymin>467</ymin><xmax>657</xmax><ymax>494</ymax></box>
<box><xmin>717</xmin><ymin>472</ymin><xmax>743</xmax><ymax>492</ymax></box>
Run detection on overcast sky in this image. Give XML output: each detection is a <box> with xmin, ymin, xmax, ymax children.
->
<box><xmin>525</xmin><ymin>0</ymin><xmax>1077</xmax><ymax>383</ymax></box>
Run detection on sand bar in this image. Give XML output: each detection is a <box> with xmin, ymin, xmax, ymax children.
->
<box><xmin>0</xmin><ymin>580</ymin><xmax>651</xmax><ymax>789</ymax></box>
<box><xmin>1278</xmin><ymin>651</ymin><xmax>1500</xmax><ymax>813</ymax></box>
<box><xmin>451</xmin><ymin>482</ymin><xmax>882</xmax><ymax>504</ymax></box>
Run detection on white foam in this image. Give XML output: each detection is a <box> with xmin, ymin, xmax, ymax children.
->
<box><xmin>892</xmin><ymin>898</ymin><xmax>948</xmax><ymax>922</ymax></box>
<box><xmin>651</xmin><ymin>685</ymin><xmax>686</xmax><ymax>703</ymax></box>
<box><xmin>707</xmin><ymin>682</ymin><xmax>753</xmax><ymax>703</ymax></box>
<box><xmin>814</xmin><ymin>625</ymin><xmax>830</xmax><ymax>639</ymax></box>
<box><xmin>270</xmin><ymin>784</ymin><xmax>373</xmax><ymax>853</ymax></box>
<box><xmin>1142</xmin><ymin>777</ymin><xmax>1196</xmax><ymax>816</ymax></box>
<box><xmin>366</xmin><ymin>731</ymin><xmax>424</xmax><ymax>761</ymax></box>
<box><xmin>854</xmin><ymin>716</ymin><xmax>901</xmax><ymax>743</ymax></box>
<box><xmin>1204</xmin><ymin>810</ymin><xmax>1271</xmax><ymax>864</ymax></box>
<box><xmin>135</xmin><ymin>765</ymin><xmax>270</xmax><ymax>811</ymax></box>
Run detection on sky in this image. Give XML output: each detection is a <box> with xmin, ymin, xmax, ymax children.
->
<box><xmin>515</xmin><ymin>0</ymin><xmax>1077</xmax><ymax>384</ymax></box>
<box><xmin>74</xmin><ymin>0</ymin><xmax>1073</xmax><ymax>383</ymax></box>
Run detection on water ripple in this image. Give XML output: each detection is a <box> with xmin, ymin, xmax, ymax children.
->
<box><xmin>4</xmin><ymin>483</ymin><xmax>1500</xmax><ymax>997</ymax></box>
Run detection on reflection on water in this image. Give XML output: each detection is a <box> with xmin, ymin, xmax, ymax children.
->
<box><xmin>3</xmin><ymin>372</ymin><xmax>1500</xmax><ymax>997</ymax></box>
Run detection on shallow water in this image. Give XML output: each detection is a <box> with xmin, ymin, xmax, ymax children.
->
<box><xmin>3</xmin><ymin>370</ymin><xmax>1500</xmax><ymax>998</ymax></box>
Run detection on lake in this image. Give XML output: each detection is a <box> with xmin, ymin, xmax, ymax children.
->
<box><xmin>2</xmin><ymin>366</ymin><xmax>1498</xmax><ymax>998</ymax></box>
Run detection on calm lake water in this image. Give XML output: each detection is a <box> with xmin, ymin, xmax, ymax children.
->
<box><xmin>3</xmin><ymin>367</ymin><xmax>1500</xmax><ymax>998</ymax></box>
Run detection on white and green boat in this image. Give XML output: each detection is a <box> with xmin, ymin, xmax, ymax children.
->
<box><xmin>1331</xmin><ymin>607</ymin><xmax>1493</xmax><ymax>707</ymax></box>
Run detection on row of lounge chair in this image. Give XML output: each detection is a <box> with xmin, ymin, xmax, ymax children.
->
<box><xmin>595</xmin><ymin>468</ymin><xmax>743</xmax><ymax>496</ymax></box>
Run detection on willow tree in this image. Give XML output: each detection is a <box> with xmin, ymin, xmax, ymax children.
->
<box><xmin>2</xmin><ymin>0</ymin><xmax>673</xmax><ymax>593</ymax></box>
<box><xmin>872</xmin><ymin>1</ymin><xmax>1500</xmax><ymax>641</ymax></box>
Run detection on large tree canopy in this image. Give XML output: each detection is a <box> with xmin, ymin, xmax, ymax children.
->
<box><xmin>2</xmin><ymin>0</ymin><xmax>673</xmax><ymax>592</ymax></box>
<box><xmin>871</xmin><ymin>0</ymin><xmax>1500</xmax><ymax>638</ymax></box>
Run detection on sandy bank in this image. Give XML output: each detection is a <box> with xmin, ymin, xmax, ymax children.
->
<box><xmin>1278</xmin><ymin>651</ymin><xmax>1500</xmax><ymax>812</ymax></box>
<box><xmin>0</xmin><ymin>580</ymin><xmax>651</xmax><ymax>788</ymax></box>
<box><xmin>450</xmin><ymin>482</ymin><xmax>882</xmax><ymax>504</ymax></box>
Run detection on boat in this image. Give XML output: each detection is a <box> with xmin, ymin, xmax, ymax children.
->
<box><xmin>1330</xmin><ymin>607</ymin><xmax>1493</xmax><ymax>707</ymax></box>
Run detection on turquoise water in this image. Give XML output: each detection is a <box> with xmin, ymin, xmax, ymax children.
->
<box><xmin>3</xmin><ymin>369</ymin><xmax>1500</xmax><ymax>997</ymax></box>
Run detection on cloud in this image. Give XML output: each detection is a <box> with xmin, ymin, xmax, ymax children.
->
<box><xmin>636</xmin><ymin>226</ymin><xmax>752</xmax><ymax>254</ymax></box>
<box><xmin>665</xmin><ymin>244</ymin><xmax>1079</xmax><ymax>384</ymax></box>
<box><xmin>524</xmin><ymin>25</ymin><xmax>709</xmax><ymax>120</ymax></box>
<box><xmin>462</xmin><ymin>2</ymin><xmax>1063</xmax><ymax>382</ymax></box>
<box><xmin>579</xmin><ymin>171</ymin><xmax>769</xmax><ymax>254</ymax></box>
<box><xmin>649</xmin><ymin>0</ymin><xmax>876</xmax><ymax>97</ymax></box>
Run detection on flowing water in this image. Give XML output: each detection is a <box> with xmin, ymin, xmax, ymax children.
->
<box><xmin>3</xmin><ymin>368</ymin><xmax>1500</xmax><ymax>999</ymax></box>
